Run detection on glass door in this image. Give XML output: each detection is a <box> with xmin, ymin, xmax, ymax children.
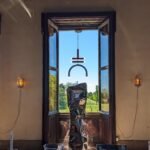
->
<box><xmin>48</xmin><ymin>20</ymin><xmax>59</xmax><ymax>114</ymax></box>
<box><xmin>99</xmin><ymin>20</ymin><xmax>110</xmax><ymax>114</ymax></box>
<box><xmin>42</xmin><ymin>12</ymin><xmax>116</xmax><ymax>144</ymax></box>
<box><xmin>42</xmin><ymin>17</ymin><xmax>59</xmax><ymax>143</ymax></box>
<box><xmin>98</xmin><ymin>17</ymin><xmax>116</xmax><ymax>144</ymax></box>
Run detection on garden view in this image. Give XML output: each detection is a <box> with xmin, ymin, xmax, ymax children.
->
<box><xmin>49</xmin><ymin>30</ymin><xmax>109</xmax><ymax>113</ymax></box>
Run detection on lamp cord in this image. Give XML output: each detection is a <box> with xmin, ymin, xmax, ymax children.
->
<box><xmin>0</xmin><ymin>88</ymin><xmax>22</xmax><ymax>134</ymax></box>
<box><xmin>117</xmin><ymin>87</ymin><xmax>139</xmax><ymax>139</ymax></box>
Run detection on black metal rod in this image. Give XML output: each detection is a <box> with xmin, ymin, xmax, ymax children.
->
<box><xmin>68</xmin><ymin>64</ymin><xmax>88</xmax><ymax>77</ymax></box>
<box><xmin>72</xmin><ymin>61</ymin><xmax>84</xmax><ymax>63</ymax></box>
<box><xmin>77</xmin><ymin>49</ymin><xmax>79</xmax><ymax>58</ymax></box>
<box><xmin>72</xmin><ymin>57</ymin><xmax>84</xmax><ymax>60</ymax></box>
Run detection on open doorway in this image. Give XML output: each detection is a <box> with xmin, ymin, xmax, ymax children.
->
<box><xmin>59</xmin><ymin>30</ymin><xmax>99</xmax><ymax>113</ymax></box>
<box><xmin>42</xmin><ymin>12</ymin><xmax>116</xmax><ymax>146</ymax></box>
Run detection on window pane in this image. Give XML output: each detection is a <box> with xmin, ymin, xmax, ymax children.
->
<box><xmin>100</xmin><ymin>69</ymin><xmax>109</xmax><ymax>112</ymax></box>
<box><xmin>100</xmin><ymin>31</ymin><xmax>109</xmax><ymax>113</ymax></box>
<box><xmin>101</xmin><ymin>33</ymin><xmax>109</xmax><ymax>67</ymax></box>
<box><xmin>49</xmin><ymin>32</ymin><xmax>57</xmax><ymax>68</ymax></box>
<box><xmin>49</xmin><ymin>70</ymin><xmax>57</xmax><ymax>112</ymax></box>
<box><xmin>59</xmin><ymin>30</ymin><xmax>98</xmax><ymax>113</ymax></box>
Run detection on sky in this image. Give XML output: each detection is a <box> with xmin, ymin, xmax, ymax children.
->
<box><xmin>58</xmin><ymin>30</ymin><xmax>109</xmax><ymax>92</ymax></box>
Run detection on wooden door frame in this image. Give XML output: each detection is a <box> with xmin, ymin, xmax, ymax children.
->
<box><xmin>41</xmin><ymin>11</ymin><xmax>116</xmax><ymax>144</ymax></box>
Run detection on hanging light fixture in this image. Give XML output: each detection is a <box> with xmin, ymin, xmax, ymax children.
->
<box><xmin>68</xmin><ymin>30</ymin><xmax>88</xmax><ymax>77</ymax></box>
<box><xmin>72</xmin><ymin>30</ymin><xmax>84</xmax><ymax>63</ymax></box>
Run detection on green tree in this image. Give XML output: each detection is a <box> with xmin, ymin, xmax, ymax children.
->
<box><xmin>101</xmin><ymin>89</ymin><xmax>109</xmax><ymax>103</ymax></box>
<box><xmin>59</xmin><ymin>83</ymin><xmax>67</xmax><ymax>110</ymax></box>
<box><xmin>49</xmin><ymin>74</ymin><xmax>57</xmax><ymax>111</ymax></box>
<box><xmin>87</xmin><ymin>92</ymin><xmax>93</xmax><ymax>100</ymax></box>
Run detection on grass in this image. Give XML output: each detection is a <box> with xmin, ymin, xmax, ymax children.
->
<box><xmin>59</xmin><ymin>99</ymin><xmax>109</xmax><ymax>113</ymax></box>
<box><xmin>86</xmin><ymin>99</ymin><xmax>99</xmax><ymax>112</ymax></box>
<box><xmin>101</xmin><ymin>103</ymin><xmax>109</xmax><ymax>112</ymax></box>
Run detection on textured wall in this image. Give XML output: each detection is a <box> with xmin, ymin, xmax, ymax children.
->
<box><xmin>0</xmin><ymin>1</ymin><xmax>43</xmax><ymax>140</ymax></box>
<box><xmin>0</xmin><ymin>0</ymin><xmax>150</xmax><ymax>141</ymax></box>
<box><xmin>115</xmin><ymin>0</ymin><xmax>150</xmax><ymax>140</ymax></box>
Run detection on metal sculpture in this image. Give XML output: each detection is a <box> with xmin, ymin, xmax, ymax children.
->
<box><xmin>68</xmin><ymin>64</ymin><xmax>88</xmax><ymax>77</ymax></box>
<box><xmin>68</xmin><ymin>30</ymin><xmax>88</xmax><ymax>77</ymax></box>
<box><xmin>67</xmin><ymin>83</ymin><xmax>87</xmax><ymax>150</ymax></box>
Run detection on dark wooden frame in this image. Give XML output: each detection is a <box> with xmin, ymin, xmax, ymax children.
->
<box><xmin>41</xmin><ymin>11</ymin><xmax>116</xmax><ymax>145</ymax></box>
<box><xmin>0</xmin><ymin>14</ymin><xmax>1</xmax><ymax>34</ymax></box>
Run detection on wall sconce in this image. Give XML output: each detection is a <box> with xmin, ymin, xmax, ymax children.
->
<box><xmin>116</xmin><ymin>135</ymin><xmax>120</xmax><ymax>142</ymax></box>
<box><xmin>16</xmin><ymin>77</ymin><xmax>25</xmax><ymax>88</ymax></box>
<box><xmin>134</xmin><ymin>75</ymin><xmax>142</xmax><ymax>87</ymax></box>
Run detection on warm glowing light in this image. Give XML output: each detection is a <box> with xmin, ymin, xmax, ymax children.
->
<box><xmin>17</xmin><ymin>77</ymin><xmax>25</xmax><ymax>88</ymax></box>
<box><xmin>116</xmin><ymin>136</ymin><xmax>119</xmax><ymax>142</ymax></box>
<box><xmin>134</xmin><ymin>75</ymin><xmax>141</xmax><ymax>87</ymax></box>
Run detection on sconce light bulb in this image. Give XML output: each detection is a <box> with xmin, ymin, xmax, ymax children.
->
<box><xmin>134</xmin><ymin>75</ymin><xmax>141</xmax><ymax>87</ymax></box>
<box><xmin>17</xmin><ymin>77</ymin><xmax>25</xmax><ymax>88</ymax></box>
<box><xmin>116</xmin><ymin>136</ymin><xmax>119</xmax><ymax>142</ymax></box>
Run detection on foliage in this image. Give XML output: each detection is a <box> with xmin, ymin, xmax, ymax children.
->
<box><xmin>58</xmin><ymin>82</ymin><xmax>76</xmax><ymax>113</ymax></box>
<box><xmin>49</xmin><ymin>79</ymin><xmax>109</xmax><ymax>113</ymax></box>
<box><xmin>49</xmin><ymin>74</ymin><xmax>57</xmax><ymax>111</ymax></box>
<box><xmin>59</xmin><ymin>83</ymin><xmax>68</xmax><ymax>111</ymax></box>
<box><xmin>59</xmin><ymin>82</ymin><xmax>100</xmax><ymax>113</ymax></box>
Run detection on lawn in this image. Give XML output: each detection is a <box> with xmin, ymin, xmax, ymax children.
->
<box><xmin>59</xmin><ymin>99</ymin><xmax>109</xmax><ymax>113</ymax></box>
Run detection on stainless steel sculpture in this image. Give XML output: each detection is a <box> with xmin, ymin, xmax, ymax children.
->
<box><xmin>67</xmin><ymin>83</ymin><xmax>87</xmax><ymax>150</ymax></box>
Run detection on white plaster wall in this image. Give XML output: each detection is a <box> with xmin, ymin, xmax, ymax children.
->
<box><xmin>115</xmin><ymin>0</ymin><xmax>150</xmax><ymax>140</ymax></box>
<box><xmin>0</xmin><ymin>0</ymin><xmax>150</xmax><ymax>140</ymax></box>
<box><xmin>0</xmin><ymin>3</ymin><xmax>43</xmax><ymax>140</ymax></box>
